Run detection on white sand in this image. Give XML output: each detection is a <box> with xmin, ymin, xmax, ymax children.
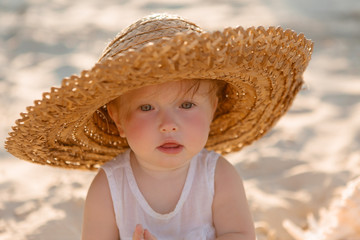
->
<box><xmin>1</xmin><ymin>0</ymin><xmax>359</xmax><ymax>239</ymax></box>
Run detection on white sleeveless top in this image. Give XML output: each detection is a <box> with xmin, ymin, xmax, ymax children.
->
<box><xmin>101</xmin><ymin>148</ymin><xmax>219</xmax><ymax>240</ymax></box>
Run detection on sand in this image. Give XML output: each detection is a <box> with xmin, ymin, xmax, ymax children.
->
<box><xmin>1</xmin><ymin>0</ymin><xmax>359</xmax><ymax>239</ymax></box>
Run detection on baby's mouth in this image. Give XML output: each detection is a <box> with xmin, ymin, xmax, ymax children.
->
<box><xmin>157</xmin><ymin>143</ymin><xmax>183</xmax><ymax>154</ymax></box>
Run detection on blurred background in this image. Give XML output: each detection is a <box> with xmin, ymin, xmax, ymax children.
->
<box><xmin>1</xmin><ymin>0</ymin><xmax>359</xmax><ymax>239</ymax></box>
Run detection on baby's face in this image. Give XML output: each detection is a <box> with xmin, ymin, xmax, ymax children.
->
<box><xmin>108</xmin><ymin>80</ymin><xmax>218</xmax><ymax>171</ymax></box>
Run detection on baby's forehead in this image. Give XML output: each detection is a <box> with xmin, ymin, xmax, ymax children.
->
<box><xmin>123</xmin><ymin>80</ymin><xmax>211</xmax><ymax>100</ymax></box>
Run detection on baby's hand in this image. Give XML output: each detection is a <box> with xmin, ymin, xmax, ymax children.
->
<box><xmin>133</xmin><ymin>224</ymin><xmax>157</xmax><ymax>240</ymax></box>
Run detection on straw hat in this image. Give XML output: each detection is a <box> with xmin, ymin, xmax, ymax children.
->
<box><xmin>5</xmin><ymin>13</ymin><xmax>313</xmax><ymax>170</ymax></box>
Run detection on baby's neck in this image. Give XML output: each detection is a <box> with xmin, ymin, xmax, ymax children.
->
<box><xmin>129</xmin><ymin>151</ymin><xmax>191</xmax><ymax>214</ymax></box>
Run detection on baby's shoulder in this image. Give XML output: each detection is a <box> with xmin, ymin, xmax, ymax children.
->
<box><xmin>87</xmin><ymin>169</ymin><xmax>112</xmax><ymax>203</ymax></box>
<box><xmin>198</xmin><ymin>148</ymin><xmax>221</xmax><ymax>163</ymax></box>
<box><xmin>101</xmin><ymin>151</ymin><xmax>129</xmax><ymax>170</ymax></box>
<box><xmin>214</xmin><ymin>155</ymin><xmax>242</xmax><ymax>185</ymax></box>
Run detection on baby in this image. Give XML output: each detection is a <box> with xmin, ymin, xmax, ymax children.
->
<box><xmin>83</xmin><ymin>79</ymin><xmax>255</xmax><ymax>239</ymax></box>
<box><xmin>5</xmin><ymin>13</ymin><xmax>313</xmax><ymax>240</ymax></box>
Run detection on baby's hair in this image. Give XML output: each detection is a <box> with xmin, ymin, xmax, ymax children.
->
<box><xmin>178</xmin><ymin>79</ymin><xmax>225</xmax><ymax>105</ymax></box>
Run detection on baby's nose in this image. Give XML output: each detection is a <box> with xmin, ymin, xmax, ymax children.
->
<box><xmin>160</xmin><ymin>124</ymin><xmax>178</xmax><ymax>132</ymax></box>
<box><xmin>159</xmin><ymin>112</ymin><xmax>178</xmax><ymax>132</ymax></box>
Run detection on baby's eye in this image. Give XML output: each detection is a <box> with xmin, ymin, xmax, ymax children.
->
<box><xmin>180</xmin><ymin>102</ymin><xmax>195</xmax><ymax>109</ymax></box>
<box><xmin>140</xmin><ymin>104</ymin><xmax>153</xmax><ymax>111</ymax></box>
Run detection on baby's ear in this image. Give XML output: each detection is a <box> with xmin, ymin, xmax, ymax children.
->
<box><xmin>107</xmin><ymin>102</ymin><xmax>126</xmax><ymax>138</ymax></box>
<box><xmin>106</xmin><ymin>102</ymin><xmax>117</xmax><ymax>123</ymax></box>
<box><xmin>211</xmin><ymin>97</ymin><xmax>219</xmax><ymax>119</ymax></box>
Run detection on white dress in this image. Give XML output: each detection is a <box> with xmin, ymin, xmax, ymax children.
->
<box><xmin>101</xmin><ymin>148</ymin><xmax>219</xmax><ymax>240</ymax></box>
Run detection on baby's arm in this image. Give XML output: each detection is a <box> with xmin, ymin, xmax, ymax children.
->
<box><xmin>82</xmin><ymin>169</ymin><xmax>119</xmax><ymax>240</ymax></box>
<box><xmin>212</xmin><ymin>156</ymin><xmax>256</xmax><ymax>240</ymax></box>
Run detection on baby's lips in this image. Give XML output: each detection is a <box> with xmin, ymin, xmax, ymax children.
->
<box><xmin>160</xmin><ymin>143</ymin><xmax>182</xmax><ymax>148</ymax></box>
<box><xmin>157</xmin><ymin>142</ymin><xmax>184</xmax><ymax>154</ymax></box>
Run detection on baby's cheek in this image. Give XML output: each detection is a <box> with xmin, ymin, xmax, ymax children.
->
<box><xmin>187</xmin><ymin>117</ymin><xmax>212</xmax><ymax>136</ymax></box>
<box><xmin>125</xmin><ymin>120</ymin><xmax>146</xmax><ymax>137</ymax></box>
<box><xmin>192</xmin><ymin>113</ymin><xmax>213</xmax><ymax>127</ymax></box>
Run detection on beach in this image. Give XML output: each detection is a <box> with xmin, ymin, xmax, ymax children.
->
<box><xmin>1</xmin><ymin>0</ymin><xmax>359</xmax><ymax>239</ymax></box>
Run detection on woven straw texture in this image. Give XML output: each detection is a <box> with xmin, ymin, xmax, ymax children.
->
<box><xmin>5</xmin><ymin>14</ymin><xmax>313</xmax><ymax>170</ymax></box>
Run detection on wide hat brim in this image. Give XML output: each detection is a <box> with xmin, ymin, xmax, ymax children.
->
<box><xmin>5</xmin><ymin>26</ymin><xmax>313</xmax><ymax>170</ymax></box>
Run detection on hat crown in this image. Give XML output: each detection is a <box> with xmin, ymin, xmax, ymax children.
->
<box><xmin>99</xmin><ymin>13</ymin><xmax>203</xmax><ymax>62</ymax></box>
